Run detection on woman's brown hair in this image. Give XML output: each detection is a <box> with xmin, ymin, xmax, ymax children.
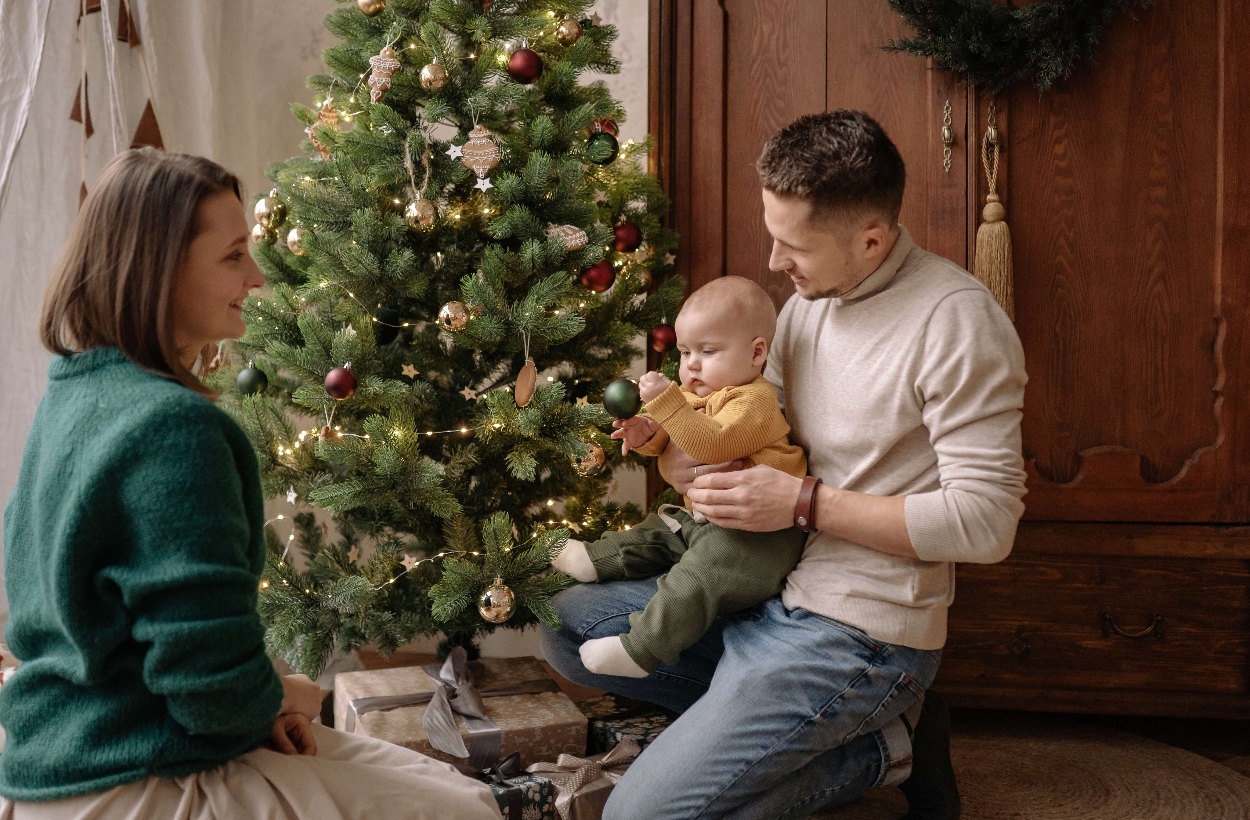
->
<box><xmin>40</xmin><ymin>147</ymin><xmax>243</xmax><ymax>395</ymax></box>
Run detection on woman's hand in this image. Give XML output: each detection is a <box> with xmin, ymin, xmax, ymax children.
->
<box><xmin>687</xmin><ymin>464</ymin><xmax>803</xmax><ymax>532</ymax></box>
<box><xmin>610</xmin><ymin>416</ymin><xmax>661</xmax><ymax>455</ymax></box>
<box><xmin>638</xmin><ymin>371</ymin><xmax>673</xmax><ymax>403</ymax></box>
<box><xmin>279</xmin><ymin>673</ymin><xmax>323</xmax><ymax>720</ymax></box>
<box><xmin>267</xmin><ymin>713</ymin><xmax>317</xmax><ymax>756</ymax></box>
<box><xmin>657</xmin><ymin>438</ymin><xmax>743</xmax><ymax>496</ymax></box>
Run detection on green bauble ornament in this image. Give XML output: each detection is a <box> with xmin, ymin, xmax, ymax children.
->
<box><xmin>587</xmin><ymin>131</ymin><xmax>619</xmax><ymax>166</ymax></box>
<box><xmin>603</xmin><ymin>378</ymin><xmax>642</xmax><ymax>419</ymax></box>
<box><xmin>237</xmin><ymin>360</ymin><xmax>268</xmax><ymax>396</ymax></box>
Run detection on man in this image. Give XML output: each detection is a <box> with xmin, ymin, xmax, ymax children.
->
<box><xmin>541</xmin><ymin>110</ymin><xmax>1026</xmax><ymax>820</ymax></box>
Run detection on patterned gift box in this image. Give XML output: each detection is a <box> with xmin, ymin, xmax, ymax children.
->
<box><xmin>333</xmin><ymin>655</ymin><xmax>587</xmax><ymax>767</ymax></box>
<box><xmin>577</xmin><ymin>694</ymin><xmax>675</xmax><ymax>755</ymax></box>
<box><xmin>488</xmin><ymin>771</ymin><xmax>557</xmax><ymax>820</ymax></box>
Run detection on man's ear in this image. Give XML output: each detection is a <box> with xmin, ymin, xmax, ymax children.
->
<box><xmin>857</xmin><ymin>218</ymin><xmax>890</xmax><ymax>261</ymax></box>
<box><xmin>751</xmin><ymin>336</ymin><xmax>769</xmax><ymax>368</ymax></box>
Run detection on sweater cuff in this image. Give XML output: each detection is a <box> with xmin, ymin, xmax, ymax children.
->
<box><xmin>643</xmin><ymin>382</ymin><xmax>690</xmax><ymax>424</ymax></box>
<box><xmin>585</xmin><ymin>540</ymin><xmax>625</xmax><ymax>581</ymax></box>
<box><xmin>619</xmin><ymin>630</ymin><xmax>664</xmax><ymax>673</ymax></box>
<box><xmin>904</xmin><ymin>491</ymin><xmax>957</xmax><ymax>562</ymax></box>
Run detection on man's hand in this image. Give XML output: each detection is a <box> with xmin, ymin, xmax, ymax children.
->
<box><xmin>657</xmin><ymin>437</ymin><xmax>743</xmax><ymax>495</ymax></box>
<box><xmin>610</xmin><ymin>416</ymin><xmax>661</xmax><ymax>455</ymax></box>
<box><xmin>279</xmin><ymin>673</ymin><xmax>323</xmax><ymax>720</ymax></box>
<box><xmin>267</xmin><ymin>713</ymin><xmax>317</xmax><ymax>756</ymax></box>
<box><xmin>638</xmin><ymin>371</ymin><xmax>673</xmax><ymax>403</ymax></box>
<box><xmin>687</xmin><ymin>464</ymin><xmax>803</xmax><ymax>532</ymax></box>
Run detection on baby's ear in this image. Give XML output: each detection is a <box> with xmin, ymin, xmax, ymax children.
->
<box><xmin>751</xmin><ymin>336</ymin><xmax>769</xmax><ymax>366</ymax></box>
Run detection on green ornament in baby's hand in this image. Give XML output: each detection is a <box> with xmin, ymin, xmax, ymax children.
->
<box><xmin>603</xmin><ymin>378</ymin><xmax>642</xmax><ymax>419</ymax></box>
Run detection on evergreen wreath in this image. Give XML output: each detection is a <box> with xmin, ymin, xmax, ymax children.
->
<box><xmin>885</xmin><ymin>0</ymin><xmax>1154</xmax><ymax>94</ymax></box>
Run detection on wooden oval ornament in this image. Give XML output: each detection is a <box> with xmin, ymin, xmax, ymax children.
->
<box><xmin>515</xmin><ymin>357</ymin><xmax>537</xmax><ymax>407</ymax></box>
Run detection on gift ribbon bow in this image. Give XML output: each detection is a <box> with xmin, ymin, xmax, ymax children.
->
<box><xmin>527</xmin><ymin>738</ymin><xmax>642</xmax><ymax>820</ymax></box>
<box><xmin>344</xmin><ymin>647</ymin><xmax>560</xmax><ymax>770</ymax></box>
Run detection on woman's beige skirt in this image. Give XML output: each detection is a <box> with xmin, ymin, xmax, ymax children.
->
<box><xmin>0</xmin><ymin>724</ymin><xmax>503</xmax><ymax>820</ymax></box>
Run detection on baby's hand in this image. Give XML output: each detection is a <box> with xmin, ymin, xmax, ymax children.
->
<box><xmin>611</xmin><ymin>416</ymin><xmax>661</xmax><ymax>455</ymax></box>
<box><xmin>638</xmin><ymin>371</ymin><xmax>673</xmax><ymax>403</ymax></box>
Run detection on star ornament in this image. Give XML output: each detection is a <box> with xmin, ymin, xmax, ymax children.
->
<box><xmin>446</xmin><ymin>143</ymin><xmax>464</xmax><ymax>160</ymax></box>
<box><xmin>286</xmin><ymin>486</ymin><xmax>298</xmax><ymax>504</ymax></box>
<box><xmin>460</xmin><ymin>386</ymin><xmax>479</xmax><ymax>401</ymax></box>
<box><xmin>575</xmin><ymin>396</ymin><xmax>590</xmax><ymax>407</ymax></box>
<box><xmin>401</xmin><ymin>554</ymin><xmax>419</xmax><ymax>571</ymax></box>
<box><xmin>348</xmin><ymin>546</ymin><xmax>360</xmax><ymax>563</ymax></box>
<box><xmin>474</xmin><ymin>177</ymin><xmax>494</xmax><ymax>192</ymax></box>
<box><xmin>401</xmin><ymin>364</ymin><xmax>419</xmax><ymax>378</ymax></box>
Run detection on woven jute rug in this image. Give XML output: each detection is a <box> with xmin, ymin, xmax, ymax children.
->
<box><xmin>812</xmin><ymin>714</ymin><xmax>1250</xmax><ymax>820</ymax></box>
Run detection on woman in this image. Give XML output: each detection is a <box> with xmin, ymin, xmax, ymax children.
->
<box><xmin>0</xmin><ymin>148</ymin><xmax>502</xmax><ymax>820</ymax></box>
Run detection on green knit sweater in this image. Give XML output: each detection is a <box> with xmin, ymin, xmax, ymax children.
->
<box><xmin>0</xmin><ymin>348</ymin><xmax>283</xmax><ymax>801</ymax></box>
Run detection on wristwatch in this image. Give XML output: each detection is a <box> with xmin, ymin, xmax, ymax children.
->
<box><xmin>794</xmin><ymin>475</ymin><xmax>822</xmax><ymax>532</ymax></box>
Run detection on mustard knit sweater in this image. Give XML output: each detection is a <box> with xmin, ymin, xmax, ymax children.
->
<box><xmin>635</xmin><ymin>376</ymin><xmax>807</xmax><ymax>497</ymax></box>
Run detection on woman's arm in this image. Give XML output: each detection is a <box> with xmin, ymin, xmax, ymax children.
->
<box><xmin>105</xmin><ymin>401</ymin><xmax>284</xmax><ymax>740</ymax></box>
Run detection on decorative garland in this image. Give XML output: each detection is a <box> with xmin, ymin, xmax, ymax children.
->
<box><xmin>885</xmin><ymin>0</ymin><xmax>1154</xmax><ymax>94</ymax></box>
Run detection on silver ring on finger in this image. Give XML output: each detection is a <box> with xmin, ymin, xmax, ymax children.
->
<box><xmin>692</xmin><ymin>465</ymin><xmax>701</xmax><ymax>479</ymax></box>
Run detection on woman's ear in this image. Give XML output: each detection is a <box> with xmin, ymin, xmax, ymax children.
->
<box><xmin>751</xmin><ymin>337</ymin><xmax>769</xmax><ymax>368</ymax></box>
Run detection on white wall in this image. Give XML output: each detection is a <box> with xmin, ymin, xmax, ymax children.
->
<box><xmin>0</xmin><ymin>0</ymin><xmax>650</xmax><ymax>648</ymax></box>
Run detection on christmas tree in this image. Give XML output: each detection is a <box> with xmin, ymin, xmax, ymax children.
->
<box><xmin>221</xmin><ymin>0</ymin><xmax>681</xmax><ymax>677</ymax></box>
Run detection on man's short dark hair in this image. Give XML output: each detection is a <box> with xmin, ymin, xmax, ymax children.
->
<box><xmin>756</xmin><ymin>110</ymin><xmax>906</xmax><ymax>224</ymax></box>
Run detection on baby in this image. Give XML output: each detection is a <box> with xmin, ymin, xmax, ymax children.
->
<box><xmin>553</xmin><ymin>276</ymin><xmax>808</xmax><ymax>678</ymax></box>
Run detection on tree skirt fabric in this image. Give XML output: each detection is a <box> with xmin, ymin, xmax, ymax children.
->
<box><xmin>815</xmin><ymin>714</ymin><xmax>1250</xmax><ymax>820</ymax></box>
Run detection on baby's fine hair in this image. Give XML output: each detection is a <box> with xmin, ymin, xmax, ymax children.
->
<box><xmin>680</xmin><ymin>276</ymin><xmax>778</xmax><ymax>344</ymax></box>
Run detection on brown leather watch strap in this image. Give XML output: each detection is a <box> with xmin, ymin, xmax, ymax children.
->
<box><xmin>794</xmin><ymin>476</ymin><xmax>822</xmax><ymax>532</ymax></box>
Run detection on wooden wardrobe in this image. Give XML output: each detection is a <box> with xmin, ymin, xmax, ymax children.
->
<box><xmin>647</xmin><ymin>0</ymin><xmax>1250</xmax><ymax>718</ymax></box>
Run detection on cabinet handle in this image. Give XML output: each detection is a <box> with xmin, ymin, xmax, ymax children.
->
<box><xmin>1101</xmin><ymin>612</ymin><xmax>1165</xmax><ymax>642</ymax></box>
<box><xmin>941</xmin><ymin>100</ymin><xmax>954</xmax><ymax>174</ymax></box>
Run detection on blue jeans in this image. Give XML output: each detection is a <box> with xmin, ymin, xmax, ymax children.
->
<box><xmin>540</xmin><ymin>579</ymin><xmax>943</xmax><ymax>820</ymax></box>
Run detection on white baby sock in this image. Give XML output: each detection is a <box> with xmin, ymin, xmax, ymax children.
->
<box><xmin>551</xmin><ymin>539</ymin><xmax>597</xmax><ymax>582</ymax></box>
<box><xmin>579</xmin><ymin>635</ymin><xmax>649</xmax><ymax>678</ymax></box>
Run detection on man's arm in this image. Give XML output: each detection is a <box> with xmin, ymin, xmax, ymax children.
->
<box><xmin>686</xmin><ymin>467</ymin><xmax>917</xmax><ymax>556</ymax></box>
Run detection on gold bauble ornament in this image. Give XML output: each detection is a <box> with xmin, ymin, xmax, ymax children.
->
<box><xmin>632</xmin><ymin>266</ymin><xmax>652</xmax><ymax>290</ymax></box>
<box><xmin>461</xmin><ymin>124</ymin><xmax>501</xmax><ymax>179</ymax></box>
<box><xmin>250</xmin><ymin>222</ymin><xmax>272</xmax><ymax>244</ymax></box>
<box><xmin>368</xmin><ymin>46</ymin><xmax>402</xmax><ymax>104</ymax></box>
<box><xmin>253</xmin><ymin>196</ymin><xmax>275</xmax><ymax>227</ymax></box>
<box><xmin>477</xmin><ymin>577</ymin><xmax>516</xmax><ymax>624</ymax></box>
<box><xmin>286</xmin><ymin>226</ymin><xmax>305</xmax><ymax>255</ymax></box>
<box><xmin>438</xmin><ymin>301</ymin><xmax>469</xmax><ymax>332</ymax></box>
<box><xmin>555</xmin><ymin>17</ymin><xmax>583</xmax><ymax>46</ymax></box>
<box><xmin>514</xmin><ymin>356</ymin><xmax>537</xmax><ymax>407</ymax></box>
<box><xmin>357</xmin><ymin>0</ymin><xmax>385</xmax><ymax>16</ymax></box>
<box><xmin>575</xmin><ymin>440</ymin><xmax>606</xmax><ymax>476</ymax></box>
<box><xmin>405</xmin><ymin>197</ymin><xmax>436</xmax><ymax>229</ymax></box>
<box><xmin>419</xmin><ymin>60</ymin><xmax>449</xmax><ymax>91</ymax></box>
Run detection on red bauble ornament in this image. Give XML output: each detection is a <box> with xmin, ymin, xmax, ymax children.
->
<box><xmin>507</xmin><ymin>48</ymin><xmax>544</xmax><ymax>84</ymax></box>
<box><xmin>613</xmin><ymin>221</ymin><xmax>643</xmax><ymax>253</ymax></box>
<box><xmin>579</xmin><ymin>260</ymin><xmax>616</xmax><ymax>293</ymax></box>
<box><xmin>649</xmin><ymin>324</ymin><xmax>677</xmax><ymax>353</ymax></box>
<box><xmin>325</xmin><ymin>364</ymin><xmax>357</xmax><ymax>400</ymax></box>
<box><xmin>589</xmin><ymin>118</ymin><xmax>619</xmax><ymax>137</ymax></box>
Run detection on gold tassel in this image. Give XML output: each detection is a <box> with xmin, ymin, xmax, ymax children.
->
<box><xmin>974</xmin><ymin>103</ymin><xmax>1014</xmax><ymax>321</ymax></box>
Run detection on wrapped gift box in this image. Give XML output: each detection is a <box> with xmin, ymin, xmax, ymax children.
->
<box><xmin>487</xmin><ymin>771</ymin><xmax>557</xmax><ymax>820</ymax></box>
<box><xmin>334</xmin><ymin>655</ymin><xmax>587</xmax><ymax>767</ymax></box>
<box><xmin>527</xmin><ymin>739</ymin><xmax>640</xmax><ymax>820</ymax></box>
<box><xmin>577</xmin><ymin>695</ymin><xmax>674</xmax><ymax>755</ymax></box>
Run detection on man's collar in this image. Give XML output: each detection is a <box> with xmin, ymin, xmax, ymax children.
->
<box><xmin>831</xmin><ymin>225</ymin><xmax>916</xmax><ymax>306</ymax></box>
